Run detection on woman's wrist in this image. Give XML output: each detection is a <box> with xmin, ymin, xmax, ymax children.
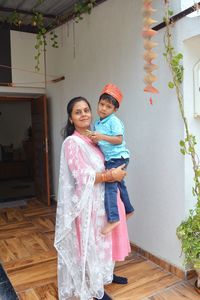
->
<box><xmin>101</xmin><ymin>169</ymin><xmax>114</xmax><ymax>182</ymax></box>
<box><xmin>95</xmin><ymin>168</ymin><xmax>120</xmax><ymax>184</ymax></box>
<box><xmin>101</xmin><ymin>172</ymin><xmax>106</xmax><ymax>182</ymax></box>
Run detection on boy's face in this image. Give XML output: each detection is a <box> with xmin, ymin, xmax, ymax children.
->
<box><xmin>97</xmin><ymin>99</ymin><xmax>117</xmax><ymax>119</ymax></box>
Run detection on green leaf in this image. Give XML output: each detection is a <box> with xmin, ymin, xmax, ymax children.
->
<box><xmin>177</xmin><ymin>53</ymin><xmax>183</xmax><ymax>60</ymax></box>
<box><xmin>168</xmin><ymin>82</ymin><xmax>174</xmax><ymax>89</ymax></box>
<box><xmin>171</xmin><ymin>59</ymin><xmax>178</xmax><ymax>66</ymax></box>
<box><xmin>180</xmin><ymin>149</ymin><xmax>186</xmax><ymax>155</ymax></box>
<box><xmin>196</xmin><ymin>169</ymin><xmax>200</xmax><ymax>177</ymax></box>
<box><xmin>188</xmin><ymin>146</ymin><xmax>194</xmax><ymax>153</ymax></box>
<box><xmin>180</xmin><ymin>140</ymin><xmax>185</xmax><ymax>147</ymax></box>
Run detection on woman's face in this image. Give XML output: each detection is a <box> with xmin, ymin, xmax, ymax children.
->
<box><xmin>70</xmin><ymin>100</ymin><xmax>92</xmax><ymax>132</ymax></box>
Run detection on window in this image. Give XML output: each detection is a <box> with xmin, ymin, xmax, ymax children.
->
<box><xmin>181</xmin><ymin>0</ymin><xmax>200</xmax><ymax>18</ymax></box>
<box><xmin>193</xmin><ymin>60</ymin><xmax>200</xmax><ymax>117</ymax></box>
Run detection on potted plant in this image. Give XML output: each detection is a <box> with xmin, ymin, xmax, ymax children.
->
<box><xmin>163</xmin><ymin>1</ymin><xmax>200</xmax><ymax>292</ymax></box>
<box><xmin>176</xmin><ymin>208</ymin><xmax>200</xmax><ymax>292</ymax></box>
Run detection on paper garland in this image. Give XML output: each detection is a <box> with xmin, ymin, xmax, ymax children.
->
<box><xmin>143</xmin><ymin>0</ymin><xmax>159</xmax><ymax>98</ymax></box>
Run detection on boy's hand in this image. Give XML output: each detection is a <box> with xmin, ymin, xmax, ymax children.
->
<box><xmin>85</xmin><ymin>130</ymin><xmax>122</xmax><ymax>145</ymax></box>
<box><xmin>85</xmin><ymin>129</ymin><xmax>93</xmax><ymax>135</ymax></box>
<box><xmin>86</xmin><ymin>130</ymin><xmax>103</xmax><ymax>143</ymax></box>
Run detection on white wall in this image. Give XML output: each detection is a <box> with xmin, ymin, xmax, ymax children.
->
<box><xmin>45</xmin><ymin>0</ymin><xmax>200</xmax><ymax>269</ymax></box>
<box><xmin>171</xmin><ymin>1</ymin><xmax>200</xmax><ymax>215</ymax></box>
<box><xmin>128</xmin><ymin>0</ymin><xmax>185</xmax><ymax>268</ymax></box>
<box><xmin>0</xmin><ymin>30</ymin><xmax>45</xmax><ymax>95</ymax></box>
<box><xmin>0</xmin><ymin>30</ymin><xmax>46</xmax><ymax>157</ymax></box>
<box><xmin>183</xmin><ymin>35</ymin><xmax>200</xmax><ymax>212</ymax></box>
<box><xmin>10</xmin><ymin>31</ymin><xmax>45</xmax><ymax>88</ymax></box>
<box><xmin>0</xmin><ymin>101</ymin><xmax>31</xmax><ymax>148</ymax></box>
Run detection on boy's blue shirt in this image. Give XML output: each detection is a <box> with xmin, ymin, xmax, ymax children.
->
<box><xmin>94</xmin><ymin>113</ymin><xmax>130</xmax><ymax>161</ymax></box>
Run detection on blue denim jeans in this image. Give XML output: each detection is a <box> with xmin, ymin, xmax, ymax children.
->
<box><xmin>105</xmin><ymin>158</ymin><xmax>134</xmax><ymax>222</ymax></box>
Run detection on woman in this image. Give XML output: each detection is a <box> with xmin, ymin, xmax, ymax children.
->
<box><xmin>54</xmin><ymin>97</ymin><xmax>131</xmax><ymax>300</ymax></box>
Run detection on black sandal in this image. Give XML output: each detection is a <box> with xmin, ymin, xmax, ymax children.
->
<box><xmin>94</xmin><ymin>291</ymin><xmax>112</xmax><ymax>300</ymax></box>
<box><xmin>112</xmin><ymin>274</ymin><xmax>128</xmax><ymax>284</ymax></box>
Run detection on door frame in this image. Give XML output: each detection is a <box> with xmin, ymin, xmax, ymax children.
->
<box><xmin>0</xmin><ymin>94</ymin><xmax>51</xmax><ymax>206</ymax></box>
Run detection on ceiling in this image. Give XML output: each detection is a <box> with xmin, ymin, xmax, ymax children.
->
<box><xmin>0</xmin><ymin>0</ymin><xmax>106</xmax><ymax>33</ymax></box>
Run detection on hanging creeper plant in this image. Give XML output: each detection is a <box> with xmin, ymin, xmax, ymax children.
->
<box><xmin>74</xmin><ymin>0</ymin><xmax>96</xmax><ymax>23</ymax></box>
<box><xmin>0</xmin><ymin>0</ymin><xmax>96</xmax><ymax>71</ymax></box>
<box><xmin>7</xmin><ymin>10</ymin><xmax>22</xmax><ymax>26</ymax></box>
<box><xmin>163</xmin><ymin>0</ymin><xmax>200</xmax><ymax>286</ymax></box>
<box><xmin>32</xmin><ymin>12</ymin><xmax>47</xmax><ymax>71</ymax></box>
<box><xmin>50</xmin><ymin>31</ymin><xmax>59</xmax><ymax>48</ymax></box>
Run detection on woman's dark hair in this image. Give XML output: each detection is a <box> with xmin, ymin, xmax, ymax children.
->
<box><xmin>63</xmin><ymin>96</ymin><xmax>91</xmax><ymax>139</ymax></box>
<box><xmin>99</xmin><ymin>93</ymin><xmax>119</xmax><ymax>109</ymax></box>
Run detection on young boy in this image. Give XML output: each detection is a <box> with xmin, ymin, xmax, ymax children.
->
<box><xmin>89</xmin><ymin>83</ymin><xmax>134</xmax><ymax>234</ymax></box>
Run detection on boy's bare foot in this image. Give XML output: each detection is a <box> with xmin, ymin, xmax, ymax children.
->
<box><xmin>126</xmin><ymin>211</ymin><xmax>134</xmax><ymax>220</ymax></box>
<box><xmin>101</xmin><ymin>221</ymin><xmax>120</xmax><ymax>235</ymax></box>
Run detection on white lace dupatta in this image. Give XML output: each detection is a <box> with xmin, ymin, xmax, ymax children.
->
<box><xmin>54</xmin><ymin>135</ymin><xmax>114</xmax><ymax>300</ymax></box>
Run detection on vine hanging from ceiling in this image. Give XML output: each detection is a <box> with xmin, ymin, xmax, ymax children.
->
<box><xmin>0</xmin><ymin>0</ymin><xmax>96</xmax><ymax>71</ymax></box>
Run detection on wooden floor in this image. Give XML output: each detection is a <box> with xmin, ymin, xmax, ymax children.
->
<box><xmin>0</xmin><ymin>199</ymin><xmax>199</xmax><ymax>300</ymax></box>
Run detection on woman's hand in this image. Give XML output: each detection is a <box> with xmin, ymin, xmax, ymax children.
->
<box><xmin>86</xmin><ymin>131</ymin><xmax>103</xmax><ymax>143</ymax></box>
<box><xmin>86</xmin><ymin>130</ymin><xmax>122</xmax><ymax>145</ymax></box>
<box><xmin>110</xmin><ymin>164</ymin><xmax>127</xmax><ymax>182</ymax></box>
<box><xmin>95</xmin><ymin>164</ymin><xmax>127</xmax><ymax>184</ymax></box>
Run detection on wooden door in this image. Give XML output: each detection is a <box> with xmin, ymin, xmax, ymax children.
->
<box><xmin>31</xmin><ymin>95</ymin><xmax>50</xmax><ymax>206</ymax></box>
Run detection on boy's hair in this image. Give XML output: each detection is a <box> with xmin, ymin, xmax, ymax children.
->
<box><xmin>99</xmin><ymin>93</ymin><xmax>119</xmax><ymax>109</ymax></box>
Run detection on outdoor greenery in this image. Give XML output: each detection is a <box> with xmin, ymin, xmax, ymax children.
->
<box><xmin>74</xmin><ymin>0</ymin><xmax>96</xmax><ymax>23</ymax></box>
<box><xmin>0</xmin><ymin>0</ymin><xmax>96</xmax><ymax>71</ymax></box>
<box><xmin>163</xmin><ymin>1</ymin><xmax>200</xmax><ymax>276</ymax></box>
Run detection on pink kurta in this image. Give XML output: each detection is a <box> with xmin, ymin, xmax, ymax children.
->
<box><xmin>112</xmin><ymin>193</ymin><xmax>131</xmax><ymax>261</ymax></box>
<box><xmin>73</xmin><ymin>131</ymin><xmax>131</xmax><ymax>262</ymax></box>
<box><xmin>55</xmin><ymin>131</ymin><xmax>131</xmax><ymax>299</ymax></box>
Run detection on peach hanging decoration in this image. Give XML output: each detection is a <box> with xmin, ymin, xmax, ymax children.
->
<box><xmin>143</xmin><ymin>7</ymin><xmax>156</xmax><ymax>16</ymax></box>
<box><xmin>144</xmin><ymin>85</ymin><xmax>159</xmax><ymax>94</ymax></box>
<box><xmin>144</xmin><ymin>63</ymin><xmax>158</xmax><ymax>72</ymax></box>
<box><xmin>143</xmin><ymin>51</ymin><xmax>157</xmax><ymax>62</ymax></box>
<box><xmin>143</xmin><ymin>73</ymin><xmax>157</xmax><ymax>85</ymax></box>
<box><xmin>144</xmin><ymin>39</ymin><xmax>158</xmax><ymax>50</ymax></box>
<box><xmin>143</xmin><ymin>0</ymin><xmax>152</xmax><ymax>4</ymax></box>
<box><xmin>142</xmin><ymin>28</ymin><xmax>157</xmax><ymax>38</ymax></box>
<box><xmin>143</xmin><ymin>17</ymin><xmax>157</xmax><ymax>26</ymax></box>
<box><xmin>142</xmin><ymin>0</ymin><xmax>159</xmax><ymax>100</ymax></box>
